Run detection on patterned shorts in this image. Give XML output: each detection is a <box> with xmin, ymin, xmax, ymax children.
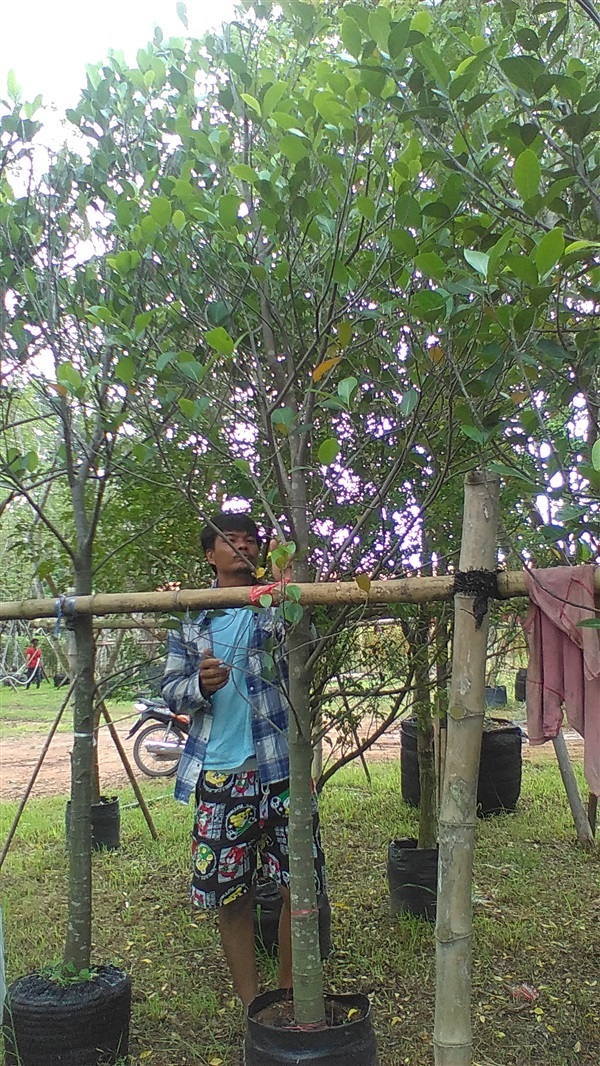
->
<box><xmin>191</xmin><ymin>769</ymin><xmax>326</xmax><ymax>909</ymax></box>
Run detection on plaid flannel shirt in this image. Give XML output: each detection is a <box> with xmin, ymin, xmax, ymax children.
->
<box><xmin>161</xmin><ymin>603</ymin><xmax>290</xmax><ymax>804</ymax></box>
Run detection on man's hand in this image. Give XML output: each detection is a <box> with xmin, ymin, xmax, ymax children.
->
<box><xmin>199</xmin><ymin>651</ymin><xmax>230</xmax><ymax>697</ymax></box>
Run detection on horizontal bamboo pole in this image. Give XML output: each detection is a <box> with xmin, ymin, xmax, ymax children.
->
<box><xmin>1</xmin><ymin>569</ymin><xmax>598</xmax><ymax>622</ymax></box>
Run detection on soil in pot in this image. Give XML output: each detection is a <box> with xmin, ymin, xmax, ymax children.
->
<box><xmin>400</xmin><ymin>716</ymin><xmax>522</xmax><ymax>816</ymax></box>
<box><xmin>245</xmin><ymin>988</ymin><xmax>379</xmax><ymax>1066</ymax></box>
<box><xmin>254</xmin><ymin>878</ymin><xmax>332</xmax><ymax>959</ymax></box>
<box><xmin>387</xmin><ymin>837</ymin><xmax>438</xmax><ymax>921</ymax></box>
<box><xmin>2</xmin><ymin>964</ymin><xmax>131</xmax><ymax>1066</ymax></box>
<box><xmin>65</xmin><ymin>795</ymin><xmax>120</xmax><ymax>851</ymax></box>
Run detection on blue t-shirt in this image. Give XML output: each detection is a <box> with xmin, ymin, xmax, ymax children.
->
<box><xmin>203</xmin><ymin>608</ymin><xmax>256</xmax><ymax>770</ymax></box>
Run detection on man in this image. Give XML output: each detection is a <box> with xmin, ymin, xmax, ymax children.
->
<box><xmin>161</xmin><ymin>512</ymin><xmax>325</xmax><ymax>1008</ymax></box>
<box><xmin>25</xmin><ymin>638</ymin><xmax>43</xmax><ymax>689</ymax></box>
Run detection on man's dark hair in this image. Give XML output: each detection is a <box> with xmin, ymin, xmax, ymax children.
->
<box><xmin>200</xmin><ymin>512</ymin><xmax>261</xmax><ymax>553</ymax></box>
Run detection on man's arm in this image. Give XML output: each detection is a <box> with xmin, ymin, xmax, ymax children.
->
<box><xmin>161</xmin><ymin>628</ymin><xmax>212</xmax><ymax>715</ymax></box>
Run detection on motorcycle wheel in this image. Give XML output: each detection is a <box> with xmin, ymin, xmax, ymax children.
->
<box><xmin>132</xmin><ymin>723</ymin><xmax>185</xmax><ymax>778</ymax></box>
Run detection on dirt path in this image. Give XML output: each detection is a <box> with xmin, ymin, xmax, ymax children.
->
<box><xmin>0</xmin><ymin>719</ymin><xmax>586</xmax><ymax>802</ymax></box>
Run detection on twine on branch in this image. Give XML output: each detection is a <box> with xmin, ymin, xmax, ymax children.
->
<box><xmin>452</xmin><ymin>569</ymin><xmax>500</xmax><ymax>629</ymax></box>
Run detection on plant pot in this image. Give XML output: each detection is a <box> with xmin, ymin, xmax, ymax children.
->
<box><xmin>515</xmin><ymin>667</ymin><xmax>527</xmax><ymax>702</ymax></box>
<box><xmin>65</xmin><ymin>795</ymin><xmax>120</xmax><ymax>851</ymax></box>
<box><xmin>244</xmin><ymin>988</ymin><xmax>379</xmax><ymax>1065</ymax></box>
<box><xmin>484</xmin><ymin>684</ymin><xmax>507</xmax><ymax>708</ymax></box>
<box><xmin>2</xmin><ymin>964</ymin><xmax>131</xmax><ymax>1066</ymax></box>
<box><xmin>387</xmin><ymin>838</ymin><xmax>438</xmax><ymax>921</ymax></box>
<box><xmin>254</xmin><ymin>879</ymin><xmax>332</xmax><ymax>959</ymax></box>
<box><xmin>400</xmin><ymin>717</ymin><xmax>522</xmax><ymax>816</ymax></box>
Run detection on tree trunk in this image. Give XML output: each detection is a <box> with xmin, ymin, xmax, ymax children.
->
<box><xmin>64</xmin><ymin>555</ymin><xmax>96</xmax><ymax>972</ymax></box>
<box><xmin>433</xmin><ymin>471</ymin><xmax>499</xmax><ymax>1066</ymax></box>
<box><xmin>287</xmin><ymin>604</ymin><xmax>325</xmax><ymax>1027</ymax></box>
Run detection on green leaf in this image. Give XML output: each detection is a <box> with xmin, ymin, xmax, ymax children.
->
<box><xmin>205</xmin><ymin>327</ymin><xmax>234</xmax><ymax>356</ymax></box>
<box><xmin>271</xmin><ymin>406</ymin><xmax>294</xmax><ymax>430</ymax></box>
<box><xmin>259</xmin><ymin>593</ymin><xmax>273</xmax><ymax>608</ymax></box>
<box><xmin>318</xmin><ymin>438</ymin><xmax>340</xmax><ymax>464</ymax></box>
<box><xmin>7</xmin><ymin>70</ymin><xmax>21</xmax><ymax>102</ymax></box>
<box><xmin>388</xmin><ymin>18</ymin><xmax>411</xmax><ymax>58</ymax></box>
<box><xmin>411</xmin><ymin>289</ymin><xmax>447</xmax><ymax>323</ymax></box>
<box><xmin>286</xmin><ymin>584</ymin><xmax>302</xmax><ymax>602</ymax></box>
<box><xmin>176</xmin><ymin>2</ymin><xmax>188</xmax><ymax>28</ymax></box>
<box><xmin>279</xmin><ymin>134</ymin><xmax>310</xmax><ymax>163</ymax></box>
<box><xmin>460</xmin><ymin>425</ymin><xmax>485</xmax><ymax>443</ymax></box>
<box><xmin>410</xmin><ymin>9</ymin><xmax>432</xmax><ymax>34</ymax></box>
<box><xmin>240</xmin><ymin>93</ymin><xmax>261</xmax><ymax>115</ymax></box>
<box><xmin>368</xmin><ymin>11</ymin><xmax>391</xmax><ymax>52</ymax></box>
<box><xmin>341</xmin><ymin>17</ymin><xmax>362</xmax><ymax>58</ymax></box>
<box><xmin>500</xmin><ymin>56</ymin><xmax>545</xmax><ymax>93</ymax></box>
<box><xmin>513</xmin><ymin>149</ymin><xmax>541</xmax><ymax>200</ymax></box>
<box><xmin>115</xmin><ymin>355</ymin><xmax>135</xmax><ymax>385</ymax></box>
<box><xmin>356</xmin><ymin>195</ymin><xmax>376</xmax><ymax>222</ymax></box>
<box><xmin>488</xmin><ymin>462</ymin><xmax>536</xmax><ymax>484</ymax></box>
<box><xmin>219</xmin><ymin>194</ymin><xmax>242</xmax><ymax>227</ymax></box>
<box><xmin>415</xmin><ymin>251</ymin><xmax>446</xmax><ymax>282</ymax></box>
<box><xmin>283</xmin><ymin>601</ymin><xmax>303</xmax><ymax>625</ymax></box>
<box><xmin>505</xmin><ymin>253</ymin><xmax>539</xmax><ymax>286</ymax></box>
<box><xmin>178</xmin><ymin>398</ymin><xmax>196</xmax><ymax>419</ymax></box>
<box><xmin>172</xmin><ymin>209</ymin><xmax>186</xmax><ymax>232</ymax></box>
<box><xmin>399</xmin><ymin>388</ymin><xmax>418</xmax><ymax>417</ymax></box>
<box><xmin>134</xmin><ymin>310</ymin><xmax>154</xmax><ymax>334</ymax></box>
<box><xmin>592</xmin><ymin>439</ymin><xmax>600</xmax><ymax>471</ymax></box>
<box><xmin>337</xmin><ymin>320</ymin><xmax>353</xmax><ymax>347</ymax></box>
<box><xmin>230</xmin><ymin>163</ymin><xmax>257</xmax><ymax>184</ymax></box>
<box><xmin>262</xmin><ymin>82</ymin><xmax>287</xmax><ymax>116</ymax></box>
<box><xmin>535</xmin><ymin>228</ymin><xmax>564</xmax><ymax>276</ymax></box>
<box><xmin>338</xmin><ymin>376</ymin><xmax>358</xmax><ymax>404</ymax></box>
<box><xmin>577</xmin><ymin>618</ymin><xmax>600</xmax><ymax>628</ymax></box>
<box><xmin>56</xmin><ymin>362</ymin><xmax>83</xmax><ymax>392</ymax></box>
<box><xmin>464</xmin><ymin>249</ymin><xmax>490</xmax><ymax>277</ymax></box>
<box><xmin>149</xmin><ymin>197</ymin><xmax>172</xmax><ymax>227</ymax></box>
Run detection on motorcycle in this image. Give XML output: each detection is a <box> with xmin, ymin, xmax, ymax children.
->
<box><xmin>127</xmin><ymin>697</ymin><xmax>190</xmax><ymax>778</ymax></box>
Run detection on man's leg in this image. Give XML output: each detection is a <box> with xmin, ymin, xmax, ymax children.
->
<box><xmin>277</xmin><ymin>885</ymin><xmax>292</xmax><ymax>990</ymax></box>
<box><xmin>218</xmin><ymin>888</ymin><xmax>258</xmax><ymax>1008</ymax></box>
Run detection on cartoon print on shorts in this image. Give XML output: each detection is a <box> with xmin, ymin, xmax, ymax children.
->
<box><xmin>203</xmin><ymin>771</ymin><xmax>234</xmax><ymax>792</ymax></box>
<box><xmin>226</xmin><ymin>804</ymin><xmax>256</xmax><ymax>841</ymax></box>
<box><xmin>193</xmin><ymin>841</ymin><xmax>217</xmax><ymax>878</ymax></box>
<box><xmin>218</xmin><ymin>843</ymin><xmax>249</xmax><ymax>882</ymax></box>
<box><xmin>191</xmin><ymin>887</ymin><xmax>217</xmax><ymax>908</ymax></box>
<box><xmin>221</xmin><ymin>884</ymin><xmax>247</xmax><ymax>906</ymax></box>
<box><xmin>232</xmin><ymin>772</ymin><xmax>257</xmax><ymax>798</ymax></box>
<box><xmin>274</xmin><ymin>824</ymin><xmax>289</xmax><ymax>855</ymax></box>
<box><xmin>269</xmin><ymin>786</ymin><xmax>289</xmax><ymax>818</ymax></box>
<box><xmin>263</xmin><ymin>852</ymin><xmax>282</xmax><ymax>883</ymax></box>
<box><xmin>195</xmin><ymin>800</ymin><xmax>226</xmax><ymax>838</ymax></box>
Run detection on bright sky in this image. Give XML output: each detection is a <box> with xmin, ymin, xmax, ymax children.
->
<box><xmin>0</xmin><ymin>0</ymin><xmax>237</xmax><ymax>111</ymax></box>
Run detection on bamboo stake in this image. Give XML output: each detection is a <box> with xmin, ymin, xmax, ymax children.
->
<box><xmin>434</xmin><ymin>471</ymin><xmax>500</xmax><ymax>1066</ymax></box>
<box><xmin>552</xmin><ymin>732</ymin><xmax>594</xmax><ymax>847</ymax></box>
<box><xmin>0</xmin><ymin>680</ymin><xmax>75</xmax><ymax>872</ymax></box>
<box><xmin>97</xmin><ymin>701</ymin><xmax>159</xmax><ymax>841</ymax></box>
<box><xmin>2</xmin><ymin>568</ymin><xmax>587</xmax><ymax>622</ymax></box>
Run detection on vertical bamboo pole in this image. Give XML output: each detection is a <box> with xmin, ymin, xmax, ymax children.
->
<box><xmin>433</xmin><ymin>471</ymin><xmax>500</xmax><ymax>1066</ymax></box>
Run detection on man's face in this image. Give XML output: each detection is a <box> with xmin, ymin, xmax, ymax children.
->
<box><xmin>206</xmin><ymin>529</ymin><xmax>259</xmax><ymax>585</ymax></box>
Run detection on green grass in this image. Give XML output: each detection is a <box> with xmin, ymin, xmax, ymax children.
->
<box><xmin>0</xmin><ymin>685</ymin><xmax>133</xmax><ymax>734</ymax></box>
<box><xmin>1</xmin><ymin>761</ymin><xmax>599</xmax><ymax>1065</ymax></box>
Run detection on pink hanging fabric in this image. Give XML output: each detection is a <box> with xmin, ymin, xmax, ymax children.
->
<box><xmin>523</xmin><ymin>565</ymin><xmax>600</xmax><ymax>796</ymax></box>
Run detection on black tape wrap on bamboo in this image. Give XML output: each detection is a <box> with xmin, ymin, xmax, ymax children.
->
<box><xmin>452</xmin><ymin>569</ymin><xmax>499</xmax><ymax>630</ymax></box>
